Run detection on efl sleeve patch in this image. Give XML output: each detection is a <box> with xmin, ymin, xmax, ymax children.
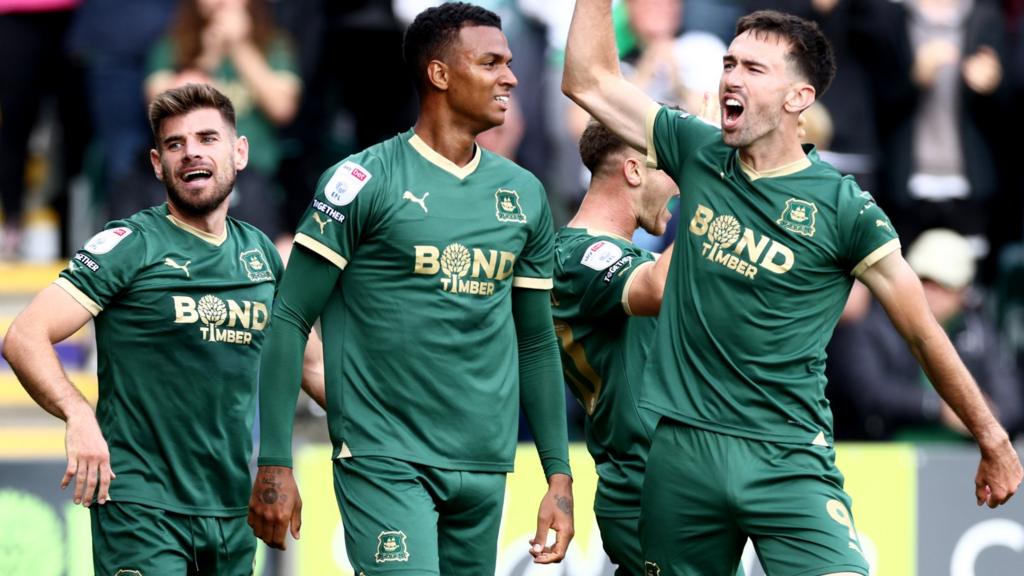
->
<box><xmin>83</xmin><ymin>227</ymin><xmax>132</xmax><ymax>254</ymax></box>
<box><xmin>580</xmin><ymin>240</ymin><xmax>624</xmax><ymax>271</ymax></box>
<box><xmin>324</xmin><ymin>161</ymin><xmax>373</xmax><ymax>206</ymax></box>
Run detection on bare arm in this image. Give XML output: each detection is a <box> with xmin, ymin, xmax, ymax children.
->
<box><xmin>860</xmin><ymin>252</ymin><xmax>1022</xmax><ymax>507</ymax></box>
<box><xmin>300</xmin><ymin>328</ymin><xmax>326</xmax><ymax>409</ymax></box>
<box><xmin>561</xmin><ymin>0</ymin><xmax>659</xmax><ymax>153</ymax></box>
<box><xmin>2</xmin><ymin>284</ymin><xmax>114</xmax><ymax>506</ymax></box>
<box><xmin>626</xmin><ymin>243</ymin><xmax>674</xmax><ymax>316</ymax></box>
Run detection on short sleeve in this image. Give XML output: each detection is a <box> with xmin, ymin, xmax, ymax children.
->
<box><xmin>56</xmin><ymin>223</ymin><xmax>146</xmax><ymax>316</ymax></box>
<box><xmin>512</xmin><ymin>180</ymin><xmax>555</xmax><ymax>290</ymax></box>
<box><xmin>293</xmin><ymin>155</ymin><xmax>385</xmax><ymax>270</ymax></box>
<box><xmin>837</xmin><ymin>179</ymin><xmax>901</xmax><ymax>276</ymax></box>
<box><xmin>646</xmin><ymin>105</ymin><xmax>721</xmax><ymax>179</ymax></box>
<box><xmin>562</xmin><ymin>239</ymin><xmax>656</xmax><ymax>319</ymax></box>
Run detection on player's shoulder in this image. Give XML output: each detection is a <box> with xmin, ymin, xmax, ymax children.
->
<box><xmin>315</xmin><ymin>133</ymin><xmax>405</xmax><ymax>197</ymax></box>
<box><xmin>556</xmin><ymin>228</ymin><xmax>647</xmax><ymax>273</ymax></box>
<box><xmin>480</xmin><ymin>148</ymin><xmax>544</xmax><ymax>190</ymax></box>
<box><xmin>83</xmin><ymin>205</ymin><xmax>169</xmax><ymax>251</ymax></box>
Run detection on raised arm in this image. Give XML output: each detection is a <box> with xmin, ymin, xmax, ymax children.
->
<box><xmin>625</xmin><ymin>243</ymin><xmax>674</xmax><ymax>316</ymax></box>
<box><xmin>561</xmin><ymin>0</ymin><xmax>659</xmax><ymax>153</ymax></box>
<box><xmin>2</xmin><ymin>284</ymin><xmax>112</xmax><ymax>507</ymax></box>
<box><xmin>859</xmin><ymin>252</ymin><xmax>1022</xmax><ymax>507</ymax></box>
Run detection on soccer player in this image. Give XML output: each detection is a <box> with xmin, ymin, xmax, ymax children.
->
<box><xmin>562</xmin><ymin>3</ymin><xmax>1022</xmax><ymax>576</ymax></box>
<box><xmin>247</xmin><ymin>2</ymin><xmax>574</xmax><ymax>573</ymax></box>
<box><xmin>2</xmin><ymin>83</ymin><xmax>325</xmax><ymax>575</ymax></box>
<box><xmin>552</xmin><ymin>120</ymin><xmax>677</xmax><ymax>575</ymax></box>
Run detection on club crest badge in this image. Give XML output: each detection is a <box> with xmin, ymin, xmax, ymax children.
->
<box><xmin>495</xmin><ymin>188</ymin><xmax>527</xmax><ymax>224</ymax></box>
<box><xmin>375</xmin><ymin>530</ymin><xmax>410</xmax><ymax>563</ymax></box>
<box><xmin>240</xmin><ymin>248</ymin><xmax>274</xmax><ymax>282</ymax></box>
<box><xmin>777</xmin><ymin>198</ymin><xmax>817</xmax><ymax>237</ymax></box>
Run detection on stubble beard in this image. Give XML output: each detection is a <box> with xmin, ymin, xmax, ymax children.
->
<box><xmin>164</xmin><ymin>168</ymin><xmax>236</xmax><ymax>218</ymax></box>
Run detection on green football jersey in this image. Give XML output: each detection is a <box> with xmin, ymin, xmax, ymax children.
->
<box><xmin>641</xmin><ymin>106</ymin><xmax>900</xmax><ymax>445</ymax></box>
<box><xmin>294</xmin><ymin>129</ymin><xmax>554</xmax><ymax>471</ymax></box>
<box><xmin>57</xmin><ymin>204</ymin><xmax>282</xmax><ymax>516</ymax></box>
<box><xmin>552</xmin><ymin>228</ymin><xmax>659</xmax><ymax>517</ymax></box>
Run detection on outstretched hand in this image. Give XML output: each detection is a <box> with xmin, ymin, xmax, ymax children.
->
<box><xmin>248</xmin><ymin>466</ymin><xmax>302</xmax><ymax>549</ymax></box>
<box><xmin>529</xmin><ymin>473</ymin><xmax>574</xmax><ymax>564</ymax></box>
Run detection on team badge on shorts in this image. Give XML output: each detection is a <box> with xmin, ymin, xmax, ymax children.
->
<box><xmin>644</xmin><ymin>561</ymin><xmax>661</xmax><ymax>576</ymax></box>
<box><xmin>495</xmin><ymin>189</ymin><xmax>526</xmax><ymax>223</ymax></box>
<box><xmin>375</xmin><ymin>530</ymin><xmax>410</xmax><ymax>563</ymax></box>
<box><xmin>777</xmin><ymin>198</ymin><xmax>818</xmax><ymax>237</ymax></box>
<box><xmin>239</xmin><ymin>248</ymin><xmax>274</xmax><ymax>282</ymax></box>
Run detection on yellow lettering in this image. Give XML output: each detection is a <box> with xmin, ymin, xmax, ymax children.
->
<box><xmin>761</xmin><ymin>241</ymin><xmax>794</xmax><ymax>274</ymax></box>
<box><xmin>745</xmin><ymin>266</ymin><xmax>758</xmax><ymax>279</ymax></box>
<box><xmin>242</xmin><ymin>332</ymin><xmax>252</xmax><ymax>345</ymax></box>
<box><xmin>472</xmin><ymin>249</ymin><xmax>498</xmax><ymax>279</ymax></box>
<box><xmin>702</xmin><ymin>242</ymin><xmax>713</xmax><ymax>257</ymax></box>
<box><xmin>414</xmin><ymin>245</ymin><xmax>440</xmax><ymax>274</ymax></box>
<box><xmin>727</xmin><ymin>255</ymin><xmax>739</xmax><ymax>270</ymax></box>
<box><xmin>227</xmin><ymin>300</ymin><xmax>251</xmax><ymax>329</ymax></box>
<box><xmin>440</xmin><ymin>277</ymin><xmax>452</xmax><ymax>291</ymax></box>
<box><xmin>826</xmin><ymin>499</ymin><xmax>858</xmax><ymax>541</ymax></box>
<box><xmin>734</xmin><ymin>228</ymin><xmax>770</xmax><ymax>262</ymax></box>
<box><xmin>173</xmin><ymin>296</ymin><xmax>198</xmax><ymax>323</ymax></box>
<box><xmin>252</xmin><ymin>302</ymin><xmax>269</xmax><ymax>330</ymax></box>
<box><xmin>735</xmin><ymin>260</ymin><xmax>748</xmax><ymax>274</ymax></box>
<box><xmin>689</xmin><ymin>204</ymin><xmax>714</xmax><ymax>236</ymax></box>
<box><xmin>496</xmin><ymin>252</ymin><xmax>516</xmax><ymax>280</ymax></box>
<box><xmin>714</xmin><ymin>249</ymin><xmax>731</xmax><ymax>265</ymax></box>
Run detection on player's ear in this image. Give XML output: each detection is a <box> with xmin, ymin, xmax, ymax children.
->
<box><xmin>784</xmin><ymin>83</ymin><xmax>815</xmax><ymax>114</ymax></box>
<box><xmin>426</xmin><ymin>59</ymin><xmax>450</xmax><ymax>91</ymax></box>
<box><xmin>623</xmin><ymin>157</ymin><xmax>643</xmax><ymax>186</ymax></box>
<box><xmin>150</xmin><ymin>148</ymin><xmax>164</xmax><ymax>181</ymax></box>
<box><xmin>234</xmin><ymin>135</ymin><xmax>249</xmax><ymax>171</ymax></box>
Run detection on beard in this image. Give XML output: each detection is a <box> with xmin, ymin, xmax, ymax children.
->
<box><xmin>163</xmin><ymin>168</ymin><xmax>236</xmax><ymax>217</ymax></box>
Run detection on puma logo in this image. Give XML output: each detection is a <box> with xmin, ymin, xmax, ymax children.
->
<box><xmin>313</xmin><ymin>213</ymin><xmax>330</xmax><ymax>234</ymax></box>
<box><xmin>164</xmin><ymin>258</ymin><xmax>191</xmax><ymax>278</ymax></box>
<box><xmin>875</xmin><ymin>219</ymin><xmax>891</xmax><ymax>230</ymax></box>
<box><xmin>402</xmin><ymin>191</ymin><xmax>429</xmax><ymax>213</ymax></box>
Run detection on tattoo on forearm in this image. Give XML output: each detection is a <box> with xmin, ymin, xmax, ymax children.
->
<box><xmin>555</xmin><ymin>495</ymin><xmax>573</xmax><ymax>515</ymax></box>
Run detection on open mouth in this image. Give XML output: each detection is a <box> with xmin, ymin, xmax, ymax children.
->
<box><xmin>181</xmin><ymin>169</ymin><xmax>213</xmax><ymax>183</ymax></box>
<box><xmin>723</xmin><ymin>97</ymin><xmax>744</xmax><ymax>126</ymax></box>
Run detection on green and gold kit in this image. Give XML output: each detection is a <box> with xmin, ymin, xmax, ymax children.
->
<box><xmin>552</xmin><ymin>228</ymin><xmax>658</xmax><ymax>517</ymax></box>
<box><xmin>57</xmin><ymin>204</ymin><xmax>282</xmax><ymax>516</ymax></box>
<box><xmin>294</xmin><ymin>129</ymin><xmax>554</xmax><ymax>471</ymax></box>
<box><xmin>642</xmin><ymin>106</ymin><xmax>900</xmax><ymax>446</ymax></box>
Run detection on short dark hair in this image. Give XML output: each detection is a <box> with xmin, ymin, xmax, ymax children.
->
<box><xmin>735</xmin><ymin>10</ymin><xmax>836</xmax><ymax>97</ymax></box>
<box><xmin>579</xmin><ymin>120</ymin><xmax>632</xmax><ymax>176</ymax></box>
<box><xmin>148</xmin><ymin>83</ymin><xmax>236</xmax><ymax>144</ymax></box>
<box><xmin>402</xmin><ymin>2</ymin><xmax>502</xmax><ymax>96</ymax></box>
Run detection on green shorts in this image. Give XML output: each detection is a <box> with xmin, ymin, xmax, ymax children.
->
<box><xmin>597</xmin><ymin>515</ymin><xmax>643</xmax><ymax>576</ymax></box>
<box><xmin>640</xmin><ymin>421</ymin><xmax>869</xmax><ymax>576</ymax></box>
<box><xmin>333</xmin><ymin>456</ymin><xmax>507</xmax><ymax>575</ymax></box>
<box><xmin>90</xmin><ymin>501</ymin><xmax>255</xmax><ymax>575</ymax></box>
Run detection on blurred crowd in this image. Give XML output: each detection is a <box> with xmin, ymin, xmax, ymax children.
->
<box><xmin>3</xmin><ymin>0</ymin><xmax>1024</xmax><ymax>442</ymax></box>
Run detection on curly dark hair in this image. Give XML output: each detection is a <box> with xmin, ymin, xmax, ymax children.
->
<box><xmin>735</xmin><ymin>10</ymin><xmax>836</xmax><ymax>97</ymax></box>
<box><xmin>402</xmin><ymin>2</ymin><xmax>502</xmax><ymax>96</ymax></box>
<box><xmin>149</xmin><ymin>83</ymin><xmax>236</xmax><ymax>144</ymax></box>
<box><xmin>579</xmin><ymin>120</ymin><xmax>631</xmax><ymax>176</ymax></box>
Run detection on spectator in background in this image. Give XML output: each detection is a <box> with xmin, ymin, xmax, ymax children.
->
<box><xmin>873</xmin><ymin>0</ymin><xmax>1008</xmax><ymax>264</ymax></box>
<box><xmin>144</xmin><ymin>0</ymin><xmax>301</xmax><ymax>250</ymax></box>
<box><xmin>829</xmin><ymin>229</ymin><xmax>1023</xmax><ymax>440</ymax></box>
<box><xmin>0</xmin><ymin>0</ymin><xmax>89</xmax><ymax>259</ymax></box>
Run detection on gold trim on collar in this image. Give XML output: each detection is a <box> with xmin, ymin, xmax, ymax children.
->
<box><xmin>166</xmin><ymin>214</ymin><xmax>227</xmax><ymax>246</ymax></box>
<box><xmin>739</xmin><ymin>155</ymin><xmax>812</xmax><ymax>181</ymax></box>
<box><xmin>408</xmin><ymin>133</ymin><xmax>481</xmax><ymax>180</ymax></box>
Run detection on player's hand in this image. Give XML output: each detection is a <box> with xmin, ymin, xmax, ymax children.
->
<box><xmin>529</xmin><ymin>473</ymin><xmax>574</xmax><ymax>564</ymax></box>
<box><xmin>975</xmin><ymin>434</ymin><xmax>1022</xmax><ymax>508</ymax></box>
<box><xmin>63</xmin><ymin>406</ymin><xmax>115</xmax><ymax>507</ymax></box>
<box><xmin>248</xmin><ymin>466</ymin><xmax>302</xmax><ymax>549</ymax></box>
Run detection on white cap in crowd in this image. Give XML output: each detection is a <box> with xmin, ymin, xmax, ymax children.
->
<box><xmin>906</xmin><ymin>228</ymin><xmax>976</xmax><ymax>290</ymax></box>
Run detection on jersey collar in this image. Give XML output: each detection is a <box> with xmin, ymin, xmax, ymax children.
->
<box><xmin>408</xmin><ymin>132</ymin><xmax>482</xmax><ymax>180</ymax></box>
<box><xmin>738</xmin><ymin>155</ymin><xmax>812</xmax><ymax>181</ymax></box>
<box><xmin>166</xmin><ymin>213</ymin><xmax>228</xmax><ymax>246</ymax></box>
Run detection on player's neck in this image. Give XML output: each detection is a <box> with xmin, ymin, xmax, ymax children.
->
<box><xmin>166</xmin><ymin>200</ymin><xmax>229</xmax><ymax>237</ymax></box>
<box><xmin>737</xmin><ymin>129</ymin><xmax>807</xmax><ymax>173</ymax></box>
<box><xmin>568</xmin><ymin>184</ymin><xmax>637</xmax><ymax>241</ymax></box>
<box><xmin>413</xmin><ymin>114</ymin><xmax>479</xmax><ymax>168</ymax></box>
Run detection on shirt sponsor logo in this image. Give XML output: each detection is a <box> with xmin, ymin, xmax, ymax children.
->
<box><xmin>413</xmin><ymin>242</ymin><xmax>516</xmax><ymax>296</ymax></box>
<box><xmin>173</xmin><ymin>294</ymin><xmax>269</xmax><ymax>344</ymax></box>
<box><xmin>777</xmin><ymin>198</ymin><xmax>818</xmax><ymax>237</ymax></box>
<box><xmin>84</xmin><ymin>227</ymin><xmax>132</xmax><ymax>255</ymax></box>
<box><xmin>689</xmin><ymin>203</ymin><xmax>795</xmax><ymax>279</ymax></box>
<box><xmin>603</xmin><ymin>255</ymin><xmax>635</xmax><ymax>283</ymax></box>
<box><xmin>72</xmin><ymin>252</ymin><xmax>100</xmax><ymax>272</ymax></box>
<box><xmin>581</xmin><ymin>240</ymin><xmax>623</xmax><ymax>271</ymax></box>
<box><xmin>240</xmin><ymin>248</ymin><xmax>274</xmax><ymax>282</ymax></box>
<box><xmin>375</xmin><ymin>530</ymin><xmax>409</xmax><ymax>563</ymax></box>
<box><xmin>495</xmin><ymin>188</ymin><xmax>527</xmax><ymax>224</ymax></box>
<box><xmin>325</xmin><ymin>161</ymin><xmax>372</xmax><ymax>206</ymax></box>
